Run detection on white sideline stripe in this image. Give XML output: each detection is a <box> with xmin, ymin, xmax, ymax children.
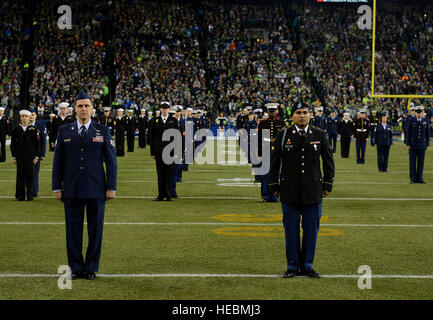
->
<box><xmin>0</xmin><ymin>273</ymin><xmax>433</xmax><ymax>279</ymax></box>
<box><xmin>1</xmin><ymin>222</ymin><xmax>433</xmax><ymax>228</ymax></box>
<box><xmin>0</xmin><ymin>180</ymin><xmax>430</xmax><ymax>185</ymax></box>
<box><xmin>1</xmin><ymin>195</ymin><xmax>433</xmax><ymax>201</ymax></box>
<box><xmin>1</xmin><ymin>168</ymin><xmax>433</xmax><ymax>173</ymax></box>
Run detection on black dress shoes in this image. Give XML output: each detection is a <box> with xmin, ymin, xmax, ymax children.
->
<box><xmin>154</xmin><ymin>197</ymin><xmax>164</xmax><ymax>201</ymax></box>
<box><xmin>301</xmin><ymin>268</ymin><xmax>320</xmax><ymax>278</ymax></box>
<box><xmin>86</xmin><ymin>272</ymin><xmax>96</xmax><ymax>280</ymax></box>
<box><xmin>71</xmin><ymin>271</ymin><xmax>86</xmax><ymax>280</ymax></box>
<box><xmin>282</xmin><ymin>270</ymin><xmax>297</xmax><ymax>278</ymax></box>
<box><xmin>165</xmin><ymin>197</ymin><xmax>172</xmax><ymax>201</ymax></box>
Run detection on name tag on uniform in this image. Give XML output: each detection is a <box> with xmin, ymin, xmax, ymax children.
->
<box><xmin>310</xmin><ymin>141</ymin><xmax>320</xmax><ymax>145</ymax></box>
<box><xmin>64</xmin><ymin>139</ymin><xmax>71</xmax><ymax>142</ymax></box>
<box><xmin>93</xmin><ymin>136</ymin><xmax>104</xmax><ymax>143</ymax></box>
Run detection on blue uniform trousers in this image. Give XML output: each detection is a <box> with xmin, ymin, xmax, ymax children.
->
<box><xmin>64</xmin><ymin>198</ymin><xmax>105</xmax><ymax>273</ymax></box>
<box><xmin>261</xmin><ymin>174</ymin><xmax>278</xmax><ymax>202</ymax></box>
<box><xmin>33</xmin><ymin>158</ymin><xmax>41</xmax><ymax>196</ymax></box>
<box><xmin>377</xmin><ymin>145</ymin><xmax>390</xmax><ymax>172</ymax></box>
<box><xmin>281</xmin><ymin>202</ymin><xmax>322</xmax><ymax>272</ymax></box>
<box><xmin>328</xmin><ymin>134</ymin><xmax>337</xmax><ymax>153</ymax></box>
<box><xmin>171</xmin><ymin>163</ymin><xmax>183</xmax><ymax>197</ymax></box>
<box><xmin>409</xmin><ymin>148</ymin><xmax>426</xmax><ymax>183</ymax></box>
<box><xmin>356</xmin><ymin>140</ymin><xmax>366</xmax><ymax>163</ymax></box>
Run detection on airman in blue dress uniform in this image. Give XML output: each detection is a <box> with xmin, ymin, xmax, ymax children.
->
<box><xmin>405</xmin><ymin>105</ymin><xmax>430</xmax><ymax>184</ymax></box>
<box><xmin>372</xmin><ymin>113</ymin><xmax>393</xmax><ymax>172</ymax></box>
<box><xmin>52</xmin><ymin>91</ymin><xmax>117</xmax><ymax>280</ymax></box>
<box><xmin>326</xmin><ymin>109</ymin><xmax>338</xmax><ymax>153</ymax></box>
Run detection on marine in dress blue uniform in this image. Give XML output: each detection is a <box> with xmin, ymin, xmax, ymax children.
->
<box><xmin>368</xmin><ymin>110</ymin><xmax>380</xmax><ymax>146</ymax></box>
<box><xmin>52</xmin><ymin>91</ymin><xmax>117</xmax><ymax>280</ymax></box>
<box><xmin>372</xmin><ymin>114</ymin><xmax>393</xmax><ymax>172</ymax></box>
<box><xmin>405</xmin><ymin>106</ymin><xmax>430</xmax><ymax>184</ymax></box>
<box><xmin>269</xmin><ymin>102</ymin><xmax>335</xmax><ymax>278</ymax></box>
<box><xmin>258</xmin><ymin>103</ymin><xmax>285</xmax><ymax>203</ymax></box>
<box><xmin>353</xmin><ymin>109</ymin><xmax>370</xmax><ymax>164</ymax></box>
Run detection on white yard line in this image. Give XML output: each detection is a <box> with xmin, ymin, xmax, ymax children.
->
<box><xmin>1</xmin><ymin>221</ymin><xmax>433</xmax><ymax>228</ymax></box>
<box><xmin>1</xmin><ymin>168</ymin><xmax>433</xmax><ymax>173</ymax></box>
<box><xmin>0</xmin><ymin>180</ymin><xmax>429</xmax><ymax>185</ymax></box>
<box><xmin>0</xmin><ymin>273</ymin><xmax>432</xmax><ymax>279</ymax></box>
<box><xmin>0</xmin><ymin>195</ymin><xmax>432</xmax><ymax>201</ymax></box>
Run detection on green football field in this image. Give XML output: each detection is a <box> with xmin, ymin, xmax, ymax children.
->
<box><xmin>0</xmin><ymin>137</ymin><xmax>432</xmax><ymax>300</ymax></box>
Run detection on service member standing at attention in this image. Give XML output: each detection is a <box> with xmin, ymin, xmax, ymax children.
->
<box><xmin>50</xmin><ymin>102</ymin><xmax>74</xmax><ymax>150</ymax></box>
<box><xmin>0</xmin><ymin>106</ymin><xmax>9</xmax><ymax>162</ymax></box>
<box><xmin>10</xmin><ymin>110</ymin><xmax>40</xmax><ymax>201</ymax></box>
<box><xmin>52</xmin><ymin>91</ymin><xmax>117</xmax><ymax>280</ymax></box>
<box><xmin>29</xmin><ymin>108</ymin><xmax>47</xmax><ymax>198</ymax></box>
<box><xmin>150</xmin><ymin>102</ymin><xmax>179</xmax><ymax>201</ymax></box>
<box><xmin>353</xmin><ymin>109</ymin><xmax>370</xmax><ymax>164</ymax></box>
<box><xmin>406</xmin><ymin>105</ymin><xmax>430</xmax><ymax>184</ymax></box>
<box><xmin>338</xmin><ymin>112</ymin><xmax>353</xmax><ymax>158</ymax></box>
<box><xmin>326</xmin><ymin>109</ymin><xmax>338</xmax><ymax>153</ymax></box>
<box><xmin>258</xmin><ymin>103</ymin><xmax>285</xmax><ymax>202</ymax></box>
<box><xmin>114</xmin><ymin>108</ymin><xmax>126</xmax><ymax>157</ymax></box>
<box><xmin>126</xmin><ymin>109</ymin><xmax>137</xmax><ymax>153</ymax></box>
<box><xmin>368</xmin><ymin>109</ymin><xmax>380</xmax><ymax>146</ymax></box>
<box><xmin>47</xmin><ymin>113</ymin><xmax>56</xmax><ymax>151</ymax></box>
<box><xmin>269</xmin><ymin>102</ymin><xmax>335</xmax><ymax>278</ymax></box>
<box><xmin>146</xmin><ymin>111</ymin><xmax>153</xmax><ymax>146</ymax></box>
<box><xmin>98</xmin><ymin>107</ymin><xmax>114</xmax><ymax>136</ymax></box>
<box><xmin>312</xmin><ymin>106</ymin><xmax>327</xmax><ymax>132</ymax></box>
<box><xmin>372</xmin><ymin>113</ymin><xmax>393</xmax><ymax>172</ymax></box>
<box><xmin>137</xmin><ymin>108</ymin><xmax>147</xmax><ymax>149</ymax></box>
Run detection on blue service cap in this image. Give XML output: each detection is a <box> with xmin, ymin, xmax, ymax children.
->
<box><xmin>76</xmin><ymin>91</ymin><xmax>90</xmax><ymax>100</ymax></box>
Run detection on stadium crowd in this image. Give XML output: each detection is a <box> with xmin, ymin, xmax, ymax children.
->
<box><xmin>0</xmin><ymin>1</ymin><xmax>23</xmax><ymax>111</ymax></box>
<box><xmin>0</xmin><ymin>0</ymin><xmax>432</xmax><ymax>124</ymax></box>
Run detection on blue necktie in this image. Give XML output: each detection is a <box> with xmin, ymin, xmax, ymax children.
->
<box><xmin>80</xmin><ymin>126</ymin><xmax>87</xmax><ymax>138</ymax></box>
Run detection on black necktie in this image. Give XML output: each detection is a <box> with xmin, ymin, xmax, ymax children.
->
<box><xmin>299</xmin><ymin>129</ymin><xmax>305</xmax><ymax>143</ymax></box>
<box><xmin>80</xmin><ymin>126</ymin><xmax>87</xmax><ymax>138</ymax></box>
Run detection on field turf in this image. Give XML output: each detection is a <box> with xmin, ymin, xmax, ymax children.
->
<box><xmin>0</xmin><ymin>137</ymin><xmax>432</xmax><ymax>300</ymax></box>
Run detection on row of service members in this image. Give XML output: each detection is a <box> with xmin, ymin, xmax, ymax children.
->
<box><xmin>104</xmin><ymin>107</ymin><xmax>212</xmax><ymax>157</ymax></box>
<box><xmin>147</xmin><ymin>103</ymin><xmax>212</xmax><ymax>201</ymax></box>
<box><xmin>234</xmin><ymin>103</ymin><xmax>430</xmax><ymax>187</ymax></box>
